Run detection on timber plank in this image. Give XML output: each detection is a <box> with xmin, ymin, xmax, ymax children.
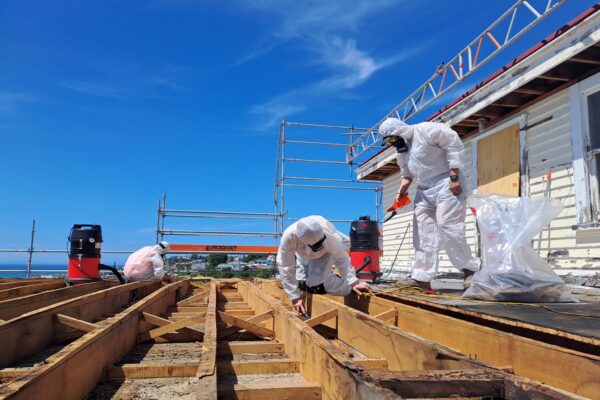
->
<box><xmin>177</xmin><ymin>289</ymin><xmax>209</xmax><ymax>306</ymax></box>
<box><xmin>373</xmin><ymin>309</ymin><xmax>397</xmax><ymax>322</ymax></box>
<box><xmin>217</xmin><ymin>382</ymin><xmax>322</xmax><ymax>400</ymax></box>
<box><xmin>196</xmin><ymin>281</ymin><xmax>217</xmax><ymax>400</ymax></box>
<box><xmin>305</xmin><ymin>309</ymin><xmax>338</xmax><ymax>328</ymax></box>
<box><xmin>0</xmin><ymin>281</ymin><xmax>117</xmax><ymax>321</ymax></box>
<box><xmin>217</xmin><ymin>310</ymin><xmax>273</xmax><ymax>339</ymax></box>
<box><xmin>142</xmin><ymin>313</ymin><xmax>205</xmax><ymax>341</ymax></box>
<box><xmin>0</xmin><ymin>281</ymin><xmax>155</xmax><ymax>369</ymax></box>
<box><xmin>370</xmin><ymin>369</ymin><xmax>505</xmax><ymax>398</ymax></box>
<box><xmin>0</xmin><ymin>280</ymin><xmax>186</xmax><ymax>400</ymax></box>
<box><xmin>348</xmin><ymin>293</ymin><xmax>600</xmax><ymax>398</ymax></box>
<box><xmin>217</xmin><ymin>360</ymin><xmax>299</xmax><ymax>375</ymax></box>
<box><xmin>217</xmin><ymin>311</ymin><xmax>274</xmax><ymax>339</ymax></box>
<box><xmin>55</xmin><ymin>314</ymin><xmax>98</xmax><ymax>333</ymax></box>
<box><xmin>216</xmin><ymin>341</ymin><xmax>284</xmax><ymax>355</ymax></box>
<box><xmin>0</xmin><ymin>282</ymin><xmax>64</xmax><ymax>301</ymax></box>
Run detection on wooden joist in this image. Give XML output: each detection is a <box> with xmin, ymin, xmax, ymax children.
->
<box><xmin>217</xmin><ymin>311</ymin><xmax>275</xmax><ymax>339</ymax></box>
<box><xmin>0</xmin><ymin>280</ymin><xmax>157</xmax><ymax>369</ymax></box>
<box><xmin>217</xmin><ymin>309</ymin><xmax>274</xmax><ymax>339</ymax></box>
<box><xmin>0</xmin><ymin>280</ymin><xmax>187</xmax><ymax>399</ymax></box>
<box><xmin>0</xmin><ymin>280</ymin><xmax>117</xmax><ymax>321</ymax></box>
<box><xmin>373</xmin><ymin>308</ymin><xmax>396</xmax><ymax>322</ymax></box>
<box><xmin>138</xmin><ymin>312</ymin><xmax>205</xmax><ymax>342</ymax></box>
<box><xmin>55</xmin><ymin>314</ymin><xmax>98</xmax><ymax>333</ymax></box>
<box><xmin>0</xmin><ymin>281</ymin><xmax>64</xmax><ymax>301</ymax></box>
<box><xmin>216</xmin><ymin>382</ymin><xmax>322</xmax><ymax>400</ymax></box>
<box><xmin>343</xmin><ymin>292</ymin><xmax>600</xmax><ymax>398</ymax></box>
<box><xmin>305</xmin><ymin>309</ymin><xmax>338</xmax><ymax>328</ymax></box>
<box><xmin>177</xmin><ymin>289</ymin><xmax>209</xmax><ymax>306</ymax></box>
<box><xmin>196</xmin><ymin>281</ymin><xmax>218</xmax><ymax>400</ymax></box>
<box><xmin>216</xmin><ymin>341</ymin><xmax>284</xmax><ymax>356</ymax></box>
<box><xmin>370</xmin><ymin>369</ymin><xmax>505</xmax><ymax>398</ymax></box>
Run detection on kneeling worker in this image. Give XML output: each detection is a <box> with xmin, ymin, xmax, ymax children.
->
<box><xmin>277</xmin><ymin>215</ymin><xmax>370</xmax><ymax>314</ymax></box>
<box><xmin>124</xmin><ymin>241</ymin><xmax>172</xmax><ymax>282</ymax></box>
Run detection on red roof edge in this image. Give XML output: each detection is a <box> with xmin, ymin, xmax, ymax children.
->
<box><xmin>426</xmin><ymin>3</ymin><xmax>600</xmax><ymax>122</ymax></box>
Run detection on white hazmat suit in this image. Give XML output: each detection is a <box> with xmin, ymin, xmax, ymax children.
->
<box><xmin>277</xmin><ymin>216</ymin><xmax>358</xmax><ymax>301</ymax></box>
<box><xmin>379</xmin><ymin>118</ymin><xmax>480</xmax><ymax>282</ymax></box>
<box><xmin>124</xmin><ymin>241</ymin><xmax>169</xmax><ymax>282</ymax></box>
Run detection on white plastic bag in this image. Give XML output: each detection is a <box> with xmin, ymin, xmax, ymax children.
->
<box><xmin>123</xmin><ymin>246</ymin><xmax>165</xmax><ymax>282</ymax></box>
<box><xmin>463</xmin><ymin>195</ymin><xmax>574</xmax><ymax>302</ymax></box>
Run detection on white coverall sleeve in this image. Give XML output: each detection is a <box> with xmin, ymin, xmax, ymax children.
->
<box><xmin>396</xmin><ymin>152</ymin><xmax>413</xmax><ymax>179</ymax></box>
<box><xmin>276</xmin><ymin>231</ymin><xmax>301</xmax><ymax>300</ymax></box>
<box><xmin>423</xmin><ymin>123</ymin><xmax>464</xmax><ymax>170</ymax></box>
<box><xmin>328</xmin><ymin>239</ymin><xmax>358</xmax><ymax>288</ymax></box>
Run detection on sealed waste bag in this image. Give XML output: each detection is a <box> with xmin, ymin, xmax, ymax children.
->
<box><xmin>463</xmin><ymin>195</ymin><xmax>574</xmax><ymax>302</ymax></box>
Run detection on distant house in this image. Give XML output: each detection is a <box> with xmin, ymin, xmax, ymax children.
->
<box><xmin>216</xmin><ymin>262</ymin><xmax>247</xmax><ymax>271</ymax></box>
<box><xmin>251</xmin><ymin>259</ymin><xmax>272</xmax><ymax>269</ymax></box>
<box><xmin>357</xmin><ymin>5</ymin><xmax>600</xmax><ymax>278</ymax></box>
<box><xmin>190</xmin><ymin>260</ymin><xmax>206</xmax><ymax>271</ymax></box>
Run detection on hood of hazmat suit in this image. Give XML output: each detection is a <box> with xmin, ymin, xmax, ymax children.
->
<box><xmin>124</xmin><ymin>242</ymin><xmax>168</xmax><ymax>282</ymax></box>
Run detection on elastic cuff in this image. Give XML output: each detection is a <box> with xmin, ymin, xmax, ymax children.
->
<box><xmin>410</xmin><ymin>269</ymin><xmax>433</xmax><ymax>283</ymax></box>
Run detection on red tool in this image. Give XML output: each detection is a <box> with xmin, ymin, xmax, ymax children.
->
<box><xmin>383</xmin><ymin>194</ymin><xmax>412</xmax><ymax>223</ymax></box>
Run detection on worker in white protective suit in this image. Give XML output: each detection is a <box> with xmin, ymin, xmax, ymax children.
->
<box><xmin>277</xmin><ymin>216</ymin><xmax>371</xmax><ymax>314</ymax></box>
<box><xmin>124</xmin><ymin>241</ymin><xmax>172</xmax><ymax>282</ymax></box>
<box><xmin>378</xmin><ymin>118</ymin><xmax>480</xmax><ymax>290</ymax></box>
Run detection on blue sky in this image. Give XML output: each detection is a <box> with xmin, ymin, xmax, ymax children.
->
<box><xmin>0</xmin><ymin>0</ymin><xmax>593</xmax><ymax>266</ymax></box>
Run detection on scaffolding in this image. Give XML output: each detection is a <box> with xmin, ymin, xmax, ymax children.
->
<box><xmin>275</xmin><ymin>121</ymin><xmax>383</xmax><ymax>234</ymax></box>
<box><xmin>155</xmin><ymin>193</ymin><xmax>281</xmax><ymax>255</ymax></box>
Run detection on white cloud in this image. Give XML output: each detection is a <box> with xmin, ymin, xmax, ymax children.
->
<box><xmin>61</xmin><ymin>81</ymin><xmax>125</xmax><ymax>99</ymax></box>
<box><xmin>238</xmin><ymin>0</ymin><xmax>425</xmax><ymax>131</ymax></box>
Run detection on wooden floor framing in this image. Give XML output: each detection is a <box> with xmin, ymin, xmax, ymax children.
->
<box><xmin>0</xmin><ymin>278</ymin><xmax>591</xmax><ymax>399</ymax></box>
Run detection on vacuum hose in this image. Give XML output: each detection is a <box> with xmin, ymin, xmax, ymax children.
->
<box><xmin>99</xmin><ymin>264</ymin><xmax>126</xmax><ymax>284</ymax></box>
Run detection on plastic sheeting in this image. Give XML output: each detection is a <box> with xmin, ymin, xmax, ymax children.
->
<box><xmin>463</xmin><ymin>195</ymin><xmax>574</xmax><ymax>302</ymax></box>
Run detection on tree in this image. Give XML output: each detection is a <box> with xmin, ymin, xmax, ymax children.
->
<box><xmin>243</xmin><ymin>254</ymin><xmax>266</xmax><ymax>263</ymax></box>
<box><xmin>207</xmin><ymin>254</ymin><xmax>228</xmax><ymax>267</ymax></box>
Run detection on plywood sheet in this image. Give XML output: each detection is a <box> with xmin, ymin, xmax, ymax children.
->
<box><xmin>477</xmin><ymin>124</ymin><xmax>520</xmax><ymax>196</ymax></box>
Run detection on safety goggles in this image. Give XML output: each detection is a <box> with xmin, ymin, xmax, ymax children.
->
<box><xmin>385</xmin><ymin>136</ymin><xmax>398</xmax><ymax>144</ymax></box>
<box><xmin>308</xmin><ymin>235</ymin><xmax>326</xmax><ymax>252</ymax></box>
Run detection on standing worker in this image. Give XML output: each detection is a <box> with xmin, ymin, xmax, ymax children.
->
<box><xmin>378</xmin><ymin>118</ymin><xmax>480</xmax><ymax>290</ymax></box>
<box><xmin>277</xmin><ymin>215</ymin><xmax>371</xmax><ymax>315</ymax></box>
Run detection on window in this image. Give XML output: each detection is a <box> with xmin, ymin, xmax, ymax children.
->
<box><xmin>570</xmin><ymin>72</ymin><xmax>600</xmax><ymax>226</ymax></box>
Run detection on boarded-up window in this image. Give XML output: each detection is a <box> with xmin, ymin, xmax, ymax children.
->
<box><xmin>477</xmin><ymin>124</ymin><xmax>520</xmax><ymax>196</ymax></box>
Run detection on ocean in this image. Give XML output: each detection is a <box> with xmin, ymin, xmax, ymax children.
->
<box><xmin>0</xmin><ymin>264</ymin><xmax>69</xmax><ymax>278</ymax></box>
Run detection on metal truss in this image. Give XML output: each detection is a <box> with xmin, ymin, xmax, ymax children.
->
<box><xmin>348</xmin><ymin>0</ymin><xmax>568</xmax><ymax>166</ymax></box>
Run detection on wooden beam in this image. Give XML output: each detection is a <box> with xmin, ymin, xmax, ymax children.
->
<box><xmin>538</xmin><ymin>74</ymin><xmax>571</xmax><ymax>82</ymax></box>
<box><xmin>567</xmin><ymin>57</ymin><xmax>600</xmax><ymax>65</ymax></box>
<box><xmin>55</xmin><ymin>314</ymin><xmax>98</xmax><ymax>333</ymax></box>
<box><xmin>105</xmin><ymin>363</ymin><xmax>200</xmax><ymax>380</ymax></box>
<box><xmin>0</xmin><ymin>281</ymin><xmax>117</xmax><ymax>321</ymax></box>
<box><xmin>196</xmin><ymin>281</ymin><xmax>217</xmax><ymax>400</ymax></box>
<box><xmin>370</xmin><ymin>369</ymin><xmax>505</xmax><ymax>398</ymax></box>
<box><xmin>216</xmin><ymin>341</ymin><xmax>284</xmax><ymax>356</ymax></box>
<box><xmin>217</xmin><ymin>382</ymin><xmax>321</xmax><ymax>400</ymax></box>
<box><xmin>0</xmin><ymin>279</ymin><xmax>62</xmax><ymax>290</ymax></box>
<box><xmin>217</xmin><ymin>360</ymin><xmax>299</xmax><ymax>375</ymax></box>
<box><xmin>217</xmin><ymin>309</ymin><xmax>274</xmax><ymax>340</ymax></box>
<box><xmin>374</xmin><ymin>308</ymin><xmax>397</xmax><ymax>322</ymax></box>
<box><xmin>177</xmin><ymin>289</ymin><xmax>209</xmax><ymax>306</ymax></box>
<box><xmin>0</xmin><ymin>281</ymin><xmax>64</xmax><ymax>301</ymax></box>
<box><xmin>353</xmin><ymin>358</ymin><xmax>389</xmax><ymax>371</ymax></box>
<box><xmin>348</xmin><ymin>292</ymin><xmax>600</xmax><ymax>398</ymax></box>
<box><xmin>217</xmin><ymin>311</ymin><xmax>275</xmax><ymax>339</ymax></box>
<box><xmin>514</xmin><ymin>87</ymin><xmax>546</xmax><ymax>95</ymax></box>
<box><xmin>305</xmin><ymin>309</ymin><xmax>338</xmax><ymax>328</ymax></box>
<box><xmin>138</xmin><ymin>312</ymin><xmax>205</xmax><ymax>342</ymax></box>
<box><xmin>0</xmin><ymin>280</ymin><xmax>187</xmax><ymax>399</ymax></box>
<box><xmin>0</xmin><ymin>280</ymin><xmax>157</xmax><ymax>369</ymax></box>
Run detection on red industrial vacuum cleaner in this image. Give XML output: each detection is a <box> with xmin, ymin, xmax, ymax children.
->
<box><xmin>66</xmin><ymin>224</ymin><xmax>124</xmax><ymax>285</ymax></box>
<box><xmin>350</xmin><ymin>216</ymin><xmax>382</xmax><ymax>283</ymax></box>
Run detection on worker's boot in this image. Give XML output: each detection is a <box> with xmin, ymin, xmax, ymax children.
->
<box><xmin>462</xmin><ymin>269</ymin><xmax>476</xmax><ymax>290</ymax></box>
<box><xmin>394</xmin><ymin>277</ymin><xmax>432</xmax><ymax>291</ymax></box>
